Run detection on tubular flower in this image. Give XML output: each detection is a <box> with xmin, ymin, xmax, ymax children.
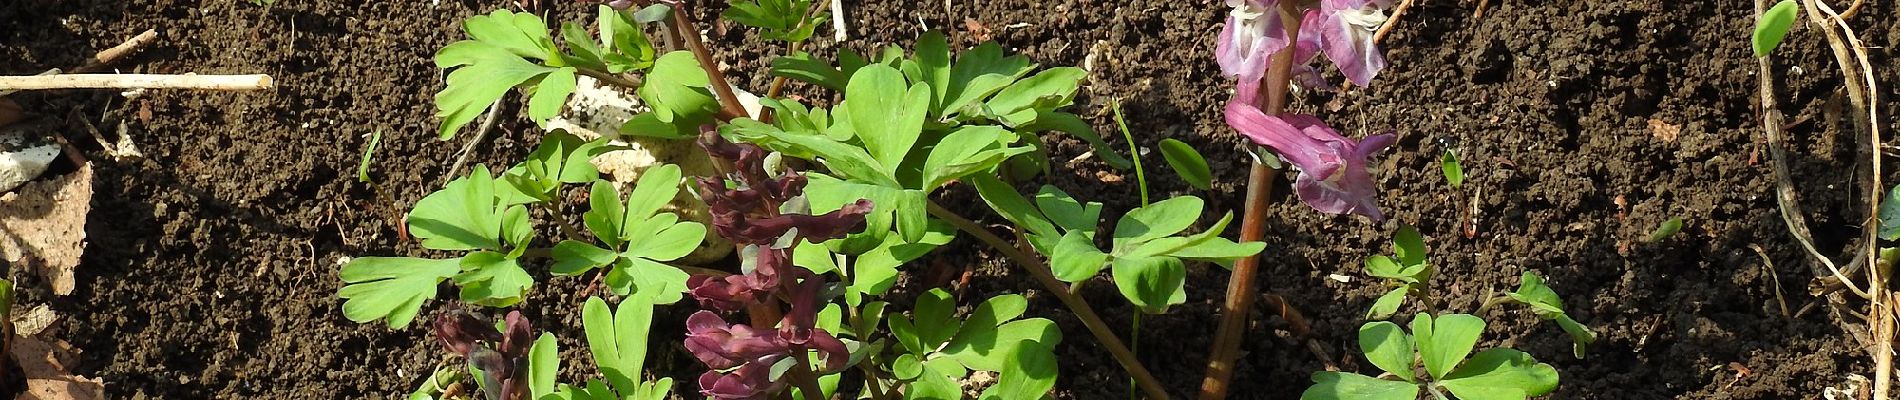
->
<box><xmin>1226</xmin><ymin>80</ymin><xmax>1393</xmax><ymax>220</ymax></box>
<box><xmin>685</xmin><ymin>129</ymin><xmax>867</xmax><ymax>399</ymax></box>
<box><xmin>1215</xmin><ymin>0</ymin><xmax>1290</xmax><ymax>84</ymax></box>
<box><xmin>431</xmin><ymin>310</ymin><xmax>537</xmax><ymax>400</ymax></box>
<box><xmin>1305</xmin><ymin>0</ymin><xmax>1391</xmax><ymax>86</ymax></box>
<box><xmin>1217</xmin><ymin>0</ymin><xmax>1390</xmax><ymax>87</ymax></box>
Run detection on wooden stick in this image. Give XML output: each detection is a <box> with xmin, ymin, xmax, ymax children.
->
<box><xmin>1374</xmin><ymin>0</ymin><xmax>1417</xmax><ymax>44</ymax></box>
<box><xmin>76</xmin><ymin>29</ymin><xmax>159</xmax><ymax>73</ymax></box>
<box><xmin>0</xmin><ymin>74</ymin><xmax>272</xmax><ymax>90</ymax></box>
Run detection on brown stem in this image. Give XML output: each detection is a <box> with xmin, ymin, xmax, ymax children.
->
<box><xmin>576</xmin><ymin>67</ymin><xmax>644</xmax><ymax>89</ymax></box>
<box><xmin>925</xmin><ymin>201</ymin><xmax>1171</xmax><ymax>400</ymax></box>
<box><xmin>1199</xmin><ymin>2</ymin><xmax>1302</xmax><ymax>399</ymax></box>
<box><xmin>666</xmin><ymin>5</ymin><xmax>751</xmax><ymax>121</ymax></box>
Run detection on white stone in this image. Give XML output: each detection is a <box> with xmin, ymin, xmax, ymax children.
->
<box><xmin>0</xmin><ymin>127</ymin><xmax>59</xmax><ymax>193</ymax></box>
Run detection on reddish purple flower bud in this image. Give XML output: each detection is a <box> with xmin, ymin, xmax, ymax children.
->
<box><xmin>685</xmin><ymin>311</ymin><xmax>792</xmax><ymax>369</ymax></box>
<box><xmin>698</xmin><ymin>360</ymin><xmax>787</xmax><ymax>400</ymax></box>
<box><xmin>433</xmin><ymin>309</ymin><xmax>503</xmax><ymax>356</ymax></box>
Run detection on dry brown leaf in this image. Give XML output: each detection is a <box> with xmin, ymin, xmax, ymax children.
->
<box><xmin>10</xmin><ymin>335</ymin><xmax>104</xmax><ymax>400</ymax></box>
<box><xmin>964</xmin><ymin>18</ymin><xmax>993</xmax><ymax>42</ymax></box>
<box><xmin>0</xmin><ymin>163</ymin><xmax>92</xmax><ymax>296</ymax></box>
<box><xmin>0</xmin><ymin>98</ymin><xmax>21</xmax><ymax>128</ymax></box>
<box><xmin>1648</xmin><ymin>118</ymin><xmax>1681</xmax><ymax>142</ymax></box>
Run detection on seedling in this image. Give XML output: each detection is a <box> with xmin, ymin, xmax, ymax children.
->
<box><xmin>1363</xmin><ymin>225</ymin><xmax>1433</xmax><ymax>319</ymax></box>
<box><xmin>1302</xmin><ymin>313</ymin><xmax>1559</xmax><ymax>400</ymax></box>
<box><xmin>1441</xmin><ymin>150</ymin><xmax>1464</xmax><ymax>188</ymax></box>
<box><xmin>1481</xmin><ymin>272</ymin><xmax>1598</xmax><ymax>358</ymax></box>
<box><xmin>1752</xmin><ymin>0</ymin><xmax>1800</xmax><ymax>57</ymax></box>
<box><xmin>885</xmin><ymin>289</ymin><xmax>1061</xmax><ymax>399</ymax></box>
<box><xmin>1648</xmin><ymin>217</ymin><xmax>1684</xmax><ymax>242</ymax></box>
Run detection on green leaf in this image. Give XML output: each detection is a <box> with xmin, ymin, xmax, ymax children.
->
<box><xmin>986</xmin><ymin>67</ymin><xmax>1086</xmax><ymax>123</ymax></box>
<box><xmin>610</xmin><ymin>258</ymin><xmax>690</xmax><ymax>304</ymax></box>
<box><xmin>338</xmin><ymin>257</ymin><xmax>461</xmax><ymax>328</ymax></box>
<box><xmin>1358</xmin><ymin>321</ymin><xmax>1416</xmax><ymax>382</ymax></box>
<box><xmin>625</xmin><ymin>220</ymin><xmax>706</xmax><ymax>261</ymax></box>
<box><xmin>892</xmin><ymin>353</ymin><xmax>925</xmax><ymax>380</ymax></box>
<box><xmin>921</xmin><ymin>125</ymin><xmax>1012</xmax><ymax>189</ymax></box>
<box><xmin>454</xmin><ymin>251</ymin><xmax>533</xmax><ymax>307</ymax></box>
<box><xmin>1555</xmin><ymin>314</ymin><xmax>1596</xmax><ymax>359</ymax></box>
<box><xmin>1442</xmin><ymin>150</ymin><xmax>1465</xmax><ymax>188</ymax></box>
<box><xmin>1413</xmin><ymin>313</ymin><xmax>1486</xmax><ymax>380</ymax></box>
<box><xmin>1649</xmin><ymin>217</ymin><xmax>1684</xmax><ymax>242</ymax></box>
<box><xmin>888</xmin><ymin>316</ymin><xmax>924</xmax><ymax>355</ymax></box>
<box><xmin>1019</xmin><ymin>111</ymin><xmax>1131</xmax><ymax>169</ymax></box>
<box><xmin>1438</xmin><ymin>348</ymin><xmax>1561</xmax><ymax>400</ymax></box>
<box><xmin>771</xmin><ymin>52</ymin><xmax>849</xmax><ymax>91</ymax></box>
<box><xmin>1366</xmin><ymin>286</ymin><xmax>1408</xmax><ymax>320</ymax></box>
<box><xmin>1753</xmin><ymin>0</ymin><xmax>1799</xmax><ymax>57</ymax></box>
<box><xmin>945</xmin><ymin>318</ymin><xmax>1061</xmax><ymax>372</ymax></box>
<box><xmin>551</xmin><ymin>240</ymin><xmax>619</xmax><ymax>275</ymax></box>
<box><xmin>462</xmin><ymin>9</ymin><xmax>556</xmax><ymax>60</ymax></box>
<box><xmin>966</xmin><ymin>294</ymin><xmax>1029</xmax><ymax>329</ymax></box>
<box><xmin>1035</xmin><ymin>185</ymin><xmax>1102</xmax><ymax>236</ymax></box>
<box><xmin>1158</xmin><ymin>139</ymin><xmax>1212</xmax><ymax>190</ymax></box>
<box><xmin>433</xmin><ymin>41</ymin><xmax>558</xmax><ymax>140</ymax></box>
<box><xmin>907</xmin><ymin>368</ymin><xmax>963</xmax><ymax>400</ymax></box>
<box><xmin>528</xmin><ymin>333</ymin><xmax>559</xmax><ymax>400</ymax></box>
<box><xmin>408</xmin><ymin>165</ymin><xmax>505</xmax><ymax>251</ymax></box>
<box><xmin>969</xmin><ymin>174</ymin><xmax>1060</xmax><ymax>240</ymax></box>
<box><xmin>1394</xmin><ymin>225</ymin><xmax>1426</xmax><ymax>267</ymax></box>
<box><xmin>851</xmin><ymin>221</ymin><xmax>955</xmax><ymax>296</ymax></box>
<box><xmin>1167</xmin><ymin>234</ymin><xmax>1265</xmax><ymax>265</ymax></box>
<box><xmin>844</xmin><ymin>65</ymin><xmax>932</xmax><ymax>168</ymax></box>
<box><xmin>914</xmin><ymin>31</ymin><xmax>953</xmax><ymax>109</ymax></box>
<box><xmin>357</xmin><ymin>130</ymin><xmax>382</xmax><ymax>183</ymax></box>
<box><xmin>1113</xmin><ymin>196</ymin><xmax>1205</xmax><ymax>244</ymax></box>
<box><xmin>978</xmin><ymin>341</ymin><xmax>1057</xmax><ymax>400</ymax></box>
<box><xmin>631</xmin><ymin>4</ymin><xmax>673</xmax><ymax>23</ymax></box>
<box><xmin>1050</xmin><ymin>231</ymin><xmax>1110</xmax><ymax>282</ymax></box>
<box><xmin>623</xmin><ymin>164</ymin><xmax>683</xmax><ymax>226</ymax></box>
<box><xmin>1300</xmin><ymin>372</ymin><xmax>1419</xmax><ymax>400</ymax></box>
<box><xmin>804</xmin><ymin>174</ymin><xmax>914</xmax><ymax>253</ymax></box>
<box><xmin>638</xmin><ymin>51</ymin><xmax>718</xmax><ymax>124</ymax></box>
<box><xmin>529</xmin><ymin>67</ymin><xmax>578</xmax><ymax>126</ymax></box>
<box><xmin>583</xmin><ymin>181</ymin><xmax>627</xmax><ymax>247</ymax></box>
<box><xmin>913</xmin><ymin>289</ymin><xmax>959</xmax><ymax>349</ymax></box>
<box><xmin>942</xmin><ymin>42</ymin><xmax>1034</xmax><ymax>117</ymax></box>
<box><xmin>1111</xmin><ymin>256</ymin><xmax>1187</xmax><ymax>314</ymax></box>
<box><xmin>500</xmin><ymin>205</ymin><xmax>533</xmax><ymax>253</ymax></box>
<box><xmin>728</xmin><ymin>120</ymin><xmax>898</xmax><ymax>187</ymax></box>
<box><xmin>601</xmin><ymin>5</ymin><xmax>656</xmax><ymax>71</ymax></box>
<box><xmin>1880</xmin><ymin>185</ymin><xmax>1900</xmax><ymax>240</ymax></box>
<box><xmin>584</xmin><ymin>296</ymin><xmax>655</xmax><ymax>394</ymax></box>
<box><xmin>1364</xmin><ymin>255</ymin><xmax>1408</xmax><ymax>281</ymax></box>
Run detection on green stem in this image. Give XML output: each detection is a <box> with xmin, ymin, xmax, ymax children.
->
<box><xmin>576</xmin><ymin>67</ymin><xmax>644</xmax><ymax>89</ymax></box>
<box><xmin>1129</xmin><ymin>311</ymin><xmax>1143</xmax><ymax>400</ymax></box>
<box><xmin>926</xmin><ymin>201</ymin><xmax>1171</xmax><ymax>400</ymax></box>
<box><xmin>1111</xmin><ymin>99</ymin><xmax>1150</xmax><ymax>207</ymax></box>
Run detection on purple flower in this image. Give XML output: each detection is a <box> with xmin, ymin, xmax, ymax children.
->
<box><xmin>1226</xmin><ymin>80</ymin><xmax>1393</xmax><ymax>220</ymax></box>
<box><xmin>698</xmin><ymin>361</ymin><xmax>785</xmax><ymax>400</ymax></box>
<box><xmin>1305</xmin><ymin>0</ymin><xmax>1391</xmax><ymax>86</ymax></box>
<box><xmin>1216</xmin><ymin>0</ymin><xmax>1390</xmax><ymax>87</ymax></box>
<box><xmin>1216</xmin><ymin>0</ymin><xmax>1290</xmax><ymax>84</ymax></box>
<box><xmin>685</xmin><ymin>311</ymin><xmax>793</xmax><ymax>370</ymax></box>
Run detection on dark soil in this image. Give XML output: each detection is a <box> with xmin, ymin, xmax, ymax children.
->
<box><xmin>3</xmin><ymin>0</ymin><xmax>1897</xmax><ymax>399</ymax></box>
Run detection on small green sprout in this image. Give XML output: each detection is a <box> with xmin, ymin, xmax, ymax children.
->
<box><xmin>1302</xmin><ymin>314</ymin><xmax>1560</xmax><ymax>400</ymax></box>
<box><xmin>1649</xmin><ymin>217</ymin><xmax>1684</xmax><ymax>242</ymax></box>
<box><xmin>1441</xmin><ymin>150</ymin><xmax>1465</xmax><ymax>188</ymax></box>
<box><xmin>1753</xmin><ymin>0</ymin><xmax>1800</xmax><ymax>57</ymax></box>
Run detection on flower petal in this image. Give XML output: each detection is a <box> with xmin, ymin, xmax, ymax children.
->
<box><xmin>1313</xmin><ymin>7</ymin><xmax>1387</xmax><ymax>86</ymax></box>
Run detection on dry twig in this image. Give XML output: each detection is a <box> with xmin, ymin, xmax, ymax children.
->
<box><xmin>0</xmin><ymin>74</ymin><xmax>272</xmax><ymax>91</ymax></box>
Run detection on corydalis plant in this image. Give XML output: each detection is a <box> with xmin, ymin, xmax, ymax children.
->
<box><xmin>434</xmin><ymin>309</ymin><xmax>537</xmax><ymax>400</ymax></box>
<box><xmin>1218</xmin><ymin>0</ymin><xmax>1396</xmax><ymax>220</ymax></box>
<box><xmin>685</xmin><ymin>131</ymin><xmax>866</xmax><ymax>400</ymax></box>
<box><xmin>1218</xmin><ymin>0</ymin><xmax>1391</xmax><ymax>87</ymax></box>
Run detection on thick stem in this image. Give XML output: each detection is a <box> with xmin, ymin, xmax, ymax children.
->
<box><xmin>926</xmin><ymin>201</ymin><xmax>1171</xmax><ymax>400</ymax></box>
<box><xmin>667</xmin><ymin>6</ymin><xmax>751</xmax><ymax>121</ymax></box>
<box><xmin>1199</xmin><ymin>3</ymin><xmax>1302</xmax><ymax>399</ymax></box>
<box><xmin>786</xmin><ymin>351</ymin><xmax>828</xmax><ymax>400</ymax></box>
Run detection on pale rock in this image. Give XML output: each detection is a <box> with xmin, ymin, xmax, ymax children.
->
<box><xmin>0</xmin><ymin>123</ymin><xmax>60</xmax><ymax>193</ymax></box>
